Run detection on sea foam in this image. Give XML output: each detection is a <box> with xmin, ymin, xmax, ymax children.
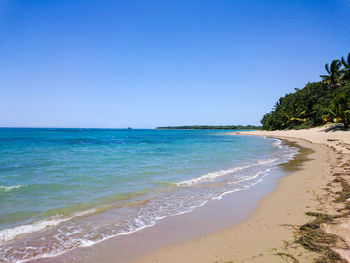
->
<box><xmin>272</xmin><ymin>139</ymin><xmax>282</xmax><ymax>148</ymax></box>
<box><xmin>0</xmin><ymin>185</ymin><xmax>24</xmax><ymax>192</ymax></box>
<box><xmin>176</xmin><ymin>158</ymin><xmax>277</xmax><ymax>186</ymax></box>
<box><xmin>0</xmin><ymin>209</ymin><xmax>96</xmax><ymax>242</ymax></box>
<box><xmin>0</xmin><ymin>129</ymin><xmax>299</xmax><ymax>263</ymax></box>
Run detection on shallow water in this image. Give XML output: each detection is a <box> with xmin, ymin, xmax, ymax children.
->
<box><xmin>0</xmin><ymin>128</ymin><xmax>298</xmax><ymax>262</ymax></box>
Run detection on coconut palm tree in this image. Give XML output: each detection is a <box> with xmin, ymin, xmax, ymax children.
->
<box><xmin>320</xmin><ymin>59</ymin><xmax>342</xmax><ymax>89</ymax></box>
<box><xmin>282</xmin><ymin>101</ymin><xmax>307</xmax><ymax>127</ymax></box>
<box><xmin>329</xmin><ymin>91</ymin><xmax>350</xmax><ymax>128</ymax></box>
<box><xmin>341</xmin><ymin>52</ymin><xmax>350</xmax><ymax>81</ymax></box>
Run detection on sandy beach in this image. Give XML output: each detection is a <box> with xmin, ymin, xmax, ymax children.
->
<box><xmin>132</xmin><ymin>126</ymin><xmax>350</xmax><ymax>263</ymax></box>
<box><xmin>17</xmin><ymin>127</ymin><xmax>350</xmax><ymax>263</ymax></box>
<box><xmin>3</xmin><ymin>1</ymin><xmax>350</xmax><ymax>262</ymax></box>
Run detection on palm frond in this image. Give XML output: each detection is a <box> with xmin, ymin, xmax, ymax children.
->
<box><xmin>325</xmin><ymin>63</ymin><xmax>330</xmax><ymax>74</ymax></box>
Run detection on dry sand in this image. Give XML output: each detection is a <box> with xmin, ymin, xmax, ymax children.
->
<box><xmin>237</xmin><ymin>125</ymin><xmax>350</xmax><ymax>154</ymax></box>
<box><xmin>133</xmin><ymin>126</ymin><xmax>350</xmax><ymax>263</ymax></box>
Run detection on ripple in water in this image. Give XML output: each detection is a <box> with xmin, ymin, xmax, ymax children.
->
<box><xmin>0</xmin><ymin>129</ymin><xmax>298</xmax><ymax>262</ymax></box>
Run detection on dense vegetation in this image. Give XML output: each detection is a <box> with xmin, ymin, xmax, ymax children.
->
<box><xmin>156</xmin><ymin>125</ymin><xmax>261</xmax><ymax>130</ymax></box>
<box><xmin>261</xmin><ymin>52</ymin><xmax>350</xmax><ymax>130</ymax></box>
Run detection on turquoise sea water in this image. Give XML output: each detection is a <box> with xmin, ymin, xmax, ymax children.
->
<box><xmin>0</xmin><ymin>128</ymin><xmax>298</xmax><ymax>262</ymax></box>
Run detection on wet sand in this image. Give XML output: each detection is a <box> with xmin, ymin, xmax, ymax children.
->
<box><xmin>32</xmin><ymin>141</ymin><xmax>297</xmax><ymax>263</ymax></box>
<box><xmin>131</xmin><ymin>138</ymin><xmax>335</xmax><ymax>263</ymax></box>
<box><xmin>131</xmin><ymin>126</ymin><xmax>350</xmax><ymax>262</ymax></box>
<box><xmin>31</xmin><ymin>127</ymin><xmax>350</xmax><ymax>263</ymax></box>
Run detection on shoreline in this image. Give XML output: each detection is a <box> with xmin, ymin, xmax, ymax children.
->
<box><xmin>131</xmin><ymin>128</ymin><xmax>350</xmax><ymax>263</ymax></box>
<box><xmin>28</xmin><ymin>127</ymin><xmax>350</xmax><ymax>263</ymax></box>
<box><xmin>29</xmin><ymin>136</ymin><xmax>298</xmax><ymax>263</ymax></box>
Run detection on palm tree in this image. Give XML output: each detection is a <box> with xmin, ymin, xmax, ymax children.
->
<box><xmin>329</xmin><ymin>91</ymin><xmax>350</xmax><ymax>128</ymax></box>
<box><xmin>282</xmin><ymin>101</ymin><xmax>307</xmax><ymax>127</ymax></box>
<box><xmin>320</xmin><ymin>59</ymin><xmax>342</xmax><ymax>89</ymax></box>
<box><xmin>341</xmin><ymin>52</ymin><xmax>350</xmax><ymax>81</ymax></box>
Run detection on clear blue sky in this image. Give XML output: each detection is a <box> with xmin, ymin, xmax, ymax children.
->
<box><xmin>1</xmin><ymin>0</ymin><xmax>349</xmax><ymax>128</ymax></box>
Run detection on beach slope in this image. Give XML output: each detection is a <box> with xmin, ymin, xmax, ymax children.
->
<box><xmin>133</xmin><ymin>127</ymin><xmax>350</xmax><ymax>263</ymax></box>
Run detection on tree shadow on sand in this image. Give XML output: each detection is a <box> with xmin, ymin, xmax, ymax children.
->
<box><xmin>321</xmin><ymin>124</ymin><xmax>349</xmax><ymax>133</ymax></box>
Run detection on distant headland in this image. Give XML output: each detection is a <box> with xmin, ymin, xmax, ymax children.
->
<box><xmin>156</xmin><ymin>125</ymin><xmax>262</xmax><ymax>130</ymax></box>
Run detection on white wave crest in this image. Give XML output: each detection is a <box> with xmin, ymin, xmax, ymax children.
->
<box><xmin>212</xmin><ymin>190</ymin><xmax>239</xmax><ymax>200</ymax></box>
<box><xmin>272</xmin><ymin>139</ymin><xmax>282</xmax><ymax>148</ymax></box>
<box><xmin>176</xmin><ymin>158</ymin><xmax>277</xmax><ymax>186</ymax></box>
<box><xmin>0</xmin><ymin>209</ymin><xmax>96</xmax><ymax>242</ymax></box>
<box><xmin>228</xmin><ymin>168</ymin><xmax>271</xmax><ymax>185</ymax></box>
<box><xmin>0</xmin><ymin>185</ymin><xmax>24</xmax><ymax>192</ymax></box>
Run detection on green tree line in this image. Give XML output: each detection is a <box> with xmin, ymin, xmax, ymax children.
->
<box><xmin>156</xmin><ymin>125</ymin><xmax>262</xmax><ymax>130</ymax></box>
<box><xmin>261</xmin><ymin>52</ymin><xmax>350</xmax><ymax>130</ymax></box>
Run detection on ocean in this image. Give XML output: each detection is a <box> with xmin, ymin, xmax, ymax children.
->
<box><xmin>0</xmin><ymin>128</ymin><xmax>298</xmax><ymax>262</ymax></box>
